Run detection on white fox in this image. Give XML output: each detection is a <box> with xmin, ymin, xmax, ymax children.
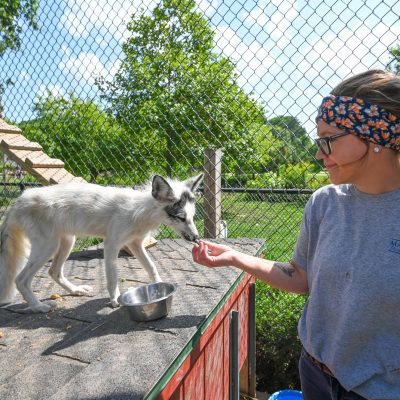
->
<box><xmin>0</xmin><ymin>174</ymin><xmax>202</xmax><ymax>313</ymax></box>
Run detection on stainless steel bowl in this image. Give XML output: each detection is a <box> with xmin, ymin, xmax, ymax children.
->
<box><xmin>118</xmin><ymin>282</ymin><xmax>177</xmax><ymax>322</ymax></box>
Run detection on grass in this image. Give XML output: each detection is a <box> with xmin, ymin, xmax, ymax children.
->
<box><xmin>159</xmin><ymin>192</ymin><xmax>308</xmax><ymax>261</ymax></box>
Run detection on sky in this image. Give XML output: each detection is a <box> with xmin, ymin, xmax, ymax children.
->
<box><xmin>1</xmin><ymin>0</ymin><xmax>399</xmax><ymax>135</ymax></box>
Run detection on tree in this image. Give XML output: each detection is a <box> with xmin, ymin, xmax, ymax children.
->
<box><xmin>0</xmin><ymin>0</ymin><xmax>39</xmax><ymax>56</ymax></box>
<box><xmin>267</xmin><ymin>116</ymin><xmax>315</xmax><ymax>168</ymax></box>
<box><xmin>387</xmin><ymin>45</ymin><xmax>400</xmax><ymax>75</ymax></box>
<box><xmin>20</xmin><ymin>93</ymin><xmax>142</xmax><ymax>183</ymax></box>
<box><xmin>98</xmin><ymin>0</ymin><xmax>266</xmax><ymax>179</ymax></box>
<box><xmin>0</xmin><ymin>0</ymin><xmax>39</xmax><ymax>116</ymax></box>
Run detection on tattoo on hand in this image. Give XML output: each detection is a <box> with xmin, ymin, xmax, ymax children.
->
<box><xmin>274</xmin><ymin>262</ymin><xmax>295</xmax><ymax>278</ymax></box>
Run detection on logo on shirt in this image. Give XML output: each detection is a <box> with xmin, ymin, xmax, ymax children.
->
<box><xmin>389</xmin><ymin>239</ymin><xmax>400</xmax><ymax>254</ymax></box>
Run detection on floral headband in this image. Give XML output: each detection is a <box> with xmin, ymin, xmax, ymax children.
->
<box><xmin>316</xmin><ymin>95</ymin><xmax>400</xmax><ymax>151</ymax></box>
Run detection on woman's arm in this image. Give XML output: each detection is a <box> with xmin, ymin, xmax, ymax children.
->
<box><xmin>192</xmin><ymin>241</ymin><xmax>308</xmax><ymax>295</ymax></box>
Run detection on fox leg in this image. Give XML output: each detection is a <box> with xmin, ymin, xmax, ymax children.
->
<box><xmin>49</xmin><ymin>235</ymin><xmax>93</xmax><ymax>296</ymax></box>
<box><xmin>16</xmin><ymin>237</ymin><xmax>59</xmax><ymax>313</ymax></box>
<box><xmin>103</xmin><ymin>239</ymin><xmax>121</xmax><ymax>308</ymax></box>
<box><xmin>126</xmin><ymin>240</ymin><xmax>162</xmax><ymax>283</ymax></box>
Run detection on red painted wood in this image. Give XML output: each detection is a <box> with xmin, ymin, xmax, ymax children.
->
<box><xmin>223</xmin><ymin>310</ymin><xmax>230</xmax><ymax>400</ymax></box>
<box><xmin>158</xmin><ymin>273</ymin><xmax>253</xmax><ymax>399</ymax></box>
<box><xmin>184</xmin><ymin>352</ymin><xmax>205</xmax><ymax>400</ymax></box>
<box><xmin>170</xmin><ymin>383</ymin><xmax>183</xmax><ymax>400</ymax></box>
<box><xmin>204</xmin><ymin>328</ymin><xmax>224</xmax><ymax>399</ymax></box>
<box><xmin>238</xmin><ymin>284</ymin><xmax>249</xmax><ymax>370</ymax></box>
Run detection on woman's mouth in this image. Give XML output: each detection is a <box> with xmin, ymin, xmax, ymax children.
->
<box><xmin>324</xmin><ymin>163</ymin><xmax>337</xmax><ymax>171</ymax></box>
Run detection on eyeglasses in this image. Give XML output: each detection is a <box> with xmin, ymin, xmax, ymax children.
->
<box><xmin>314</xmin><ymin>132</ymin><xmax>350</xmax><ymax>155</ymax></box>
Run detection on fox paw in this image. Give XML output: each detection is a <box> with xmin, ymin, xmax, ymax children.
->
<box><xmin>71</xmin><ymin>285</ymin><xmax>93</xmax><ymax>296</ymax></box>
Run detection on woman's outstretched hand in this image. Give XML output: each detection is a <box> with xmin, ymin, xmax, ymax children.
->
<box><xmin>191</xmin><ymin>240</ymin><xmax>238</xmax><ymax>268</ymax></box>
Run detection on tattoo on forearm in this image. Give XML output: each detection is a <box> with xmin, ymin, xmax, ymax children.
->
<box><xmin>273</xmin><ymin>262</ymin><xmax>295</xmax><ymax>278</ymax></box>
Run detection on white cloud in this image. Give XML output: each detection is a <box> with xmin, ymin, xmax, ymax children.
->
<box><xmin>297</xmin><ymin>21</ymin><xmax>400</xmax><ymax>85</ymax></box>
<box><xmin>213</xmin><ymin>26</ymin><xmax>279</xmax><ymax>90</ymax></box>
<box><xmin>213</xmin><ymin>14</ymin><xmax>400</xmax><ymax>135</ymax></box>
<box><xmin>59</xmin><ymin>53</ymin><xmax>107</xmax><ymax>85</ymax></box>
<box><xmin>19</xmin><ymin>71</ymin><xmax>30</xmax><ymax>82</ymax></box>
<box><xmin>244</xmin><ymin>0</ymin><xmax>298</xmax><ymax>45</ymax></box>
<box><xmin>197</xmin><ymin>0</ymin><xmax>220</xmax><ymax>17</ymax></box>
<box><xmin>60</xmin><ymin>0</ymin><xmax>157</xmax><ymax>40</ymax></box>
<box><xmin>36</xmin><ymin>84</ymin><xmax>64</xmax><ymax>99</ymax></box>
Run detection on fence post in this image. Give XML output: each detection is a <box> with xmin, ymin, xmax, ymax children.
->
<box><xmin>203</xmin><ymin>148</ymin><xmax>222</xmax><ymax>239</ymax></box>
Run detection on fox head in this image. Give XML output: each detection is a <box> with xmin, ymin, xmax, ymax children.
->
<box><xmin>151</xmin><ymin>174</ymin><xmax>203</xmax><ymax>243</ymax></box>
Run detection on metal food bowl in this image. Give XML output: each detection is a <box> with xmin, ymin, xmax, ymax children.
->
<box><xmin>118</xmin><ymin>282</ymin><xmax>177</xmax><ymax>322</ymax></box>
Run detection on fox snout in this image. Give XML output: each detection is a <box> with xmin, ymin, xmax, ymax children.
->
<box><xmin>182</xmin><ymin>232</ymin><xmax>199</xmax><ymax>244</ymax></box>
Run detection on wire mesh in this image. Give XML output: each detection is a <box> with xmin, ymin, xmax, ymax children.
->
<box><xmin>0</xmin><ymin>0</ymin><xmax>398</xmax><ymax>250</ymax></box>
<box><xmin>1</xmin><ymin>0</ymin><xmax>399</xmax><ymax>251</ymax></box>
<box><xmin>0</xmin><ymin>0</ymin><xmax>399</xmax><ymax>391</ymax></box>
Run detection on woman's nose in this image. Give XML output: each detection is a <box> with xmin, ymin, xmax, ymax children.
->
<box><xmin>315</xmin><ymin>147</ymin><xmax>326</xmax><ymax>160</ymax></box>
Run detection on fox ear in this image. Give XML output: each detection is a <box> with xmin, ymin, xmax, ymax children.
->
<box><xmin>152</xmin><ymin>175</ymin><xmax>175</xmax><ymax>202</ymax></box>
<box><xmin>185</xmin><ymin>173</ymin><xmax>203</xmax><ymax>193</ymax></box>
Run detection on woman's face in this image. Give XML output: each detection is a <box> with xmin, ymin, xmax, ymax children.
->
<box><xmin>316</xmin><ymin>120</ymin><xmax>369</xmax><ymax>185</ymax></box>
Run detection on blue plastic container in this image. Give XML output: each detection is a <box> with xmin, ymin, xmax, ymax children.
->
<box><xmin>269</xmin><ymin>389</ymin><xmax>303</xmax><ymax>400</ymax></box>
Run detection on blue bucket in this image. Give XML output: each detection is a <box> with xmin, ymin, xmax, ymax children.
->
<box><xmin>269</xmin><ymin>389</ymin><xmax>303</xmax><ymax>400</ymax></box>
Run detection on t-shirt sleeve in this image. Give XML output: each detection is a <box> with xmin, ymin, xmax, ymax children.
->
<box><xmin>292</xmin><ymin>197</ymin><xmax>312</xmax><ymax>271</ymax></box>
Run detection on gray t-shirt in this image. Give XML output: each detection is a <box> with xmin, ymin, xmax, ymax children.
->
<box><xmin>293</xmin><ymin>183</ymin><xmax>400</xmax><ymax>399</ymax></box>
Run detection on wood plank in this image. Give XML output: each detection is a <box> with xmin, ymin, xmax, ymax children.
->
<box><xmin>170</xmin><ymin>383</ymin><xmax>184</xmax><ymax>400</ymax></box>
<box><xmin>0</xmin><ymin>119</ymin><xmax>22</xmax><ymax>134</ymax></box>
<box><xmin>203</xmin><ymin>148</ymin><xmax>222</xmax><ymax>238</ymax></box>
<box><xmin>48</xmin><ymin>169</ymin><xmax>78</xmax><ymax>184</ymax></box>
<box><xmin>205</xmin><ymin>328</ymin><xmax>224</xmax><ymax>399</ymax></box>
<box><xmin>25</xmin><ymin>152</ymin><xmax>64</xmax><ymax>168</ymax></box>
<box><xmin>183</xmin><ymin>352</ymin><xmax>205</xmax><ymax>400</ymax></box>
<box><xmin>0</xmin><ymin>133</ymin><xmax>42</xmax><ymax>150</ymax></box>
<box><xmin>239</xmin><ymin>285</ymin><xmax>249</xmax><ymax>371</ymax></box>
<box><xmin>156</xmin><ymin>273</ymin><xmax>253</xmax><ymax>399</ymax></box>
<box><xmin>3</xmin><ymin>149</ymin><xmax>33</xmax><ymax>166</ymax></box>
<box><xmin>29</xmin><ymin>167</ymin><xmax>75</xmax><ymax>184</ymax></box>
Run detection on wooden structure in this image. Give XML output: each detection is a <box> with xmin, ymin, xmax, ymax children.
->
<box><xmin>0</xmin><ymin>238</ymin><xmax>263</xmax><ymax>400</ymax></box>
<box><xmin>203</xmin><ymin>148</ymin><xmax>222</xmax><ymax>239</ymax></box>
<box><xmin>155</xmin><ymin>269</ymin><xmax>256</xmax><ymax>399</ymax></box>
<box><xmin>0</xmin><ymin>118</ymin><xmax>85</xmax><ymax>185</ymax></box>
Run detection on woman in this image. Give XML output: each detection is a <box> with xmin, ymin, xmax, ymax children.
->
<box><xmin>192</xmin><ymin>69</ymin><xmax>400</xmax><ymax>400</ymax></box>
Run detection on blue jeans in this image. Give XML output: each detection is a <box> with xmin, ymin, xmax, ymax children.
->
<box><xmin>299</xmin><ymin>348</ymin><xmax>367</xmax><ymax>400</ymax></box>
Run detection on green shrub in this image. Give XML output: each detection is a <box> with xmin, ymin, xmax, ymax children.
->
<box><xmin>256</xmin><ymin>280</ymin><xmax>307</xmax><ymax>393</ymax></box>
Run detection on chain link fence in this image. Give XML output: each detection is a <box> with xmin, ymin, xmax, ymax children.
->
<box><xmin>0</xmin><ymin>0</ymin><xmax>399</xmax><ymax>392</ymax></box>
<box><xmin>1</xmin><ymin>0</ymin><xmax>399</xmax><ymax>253</ymax></box>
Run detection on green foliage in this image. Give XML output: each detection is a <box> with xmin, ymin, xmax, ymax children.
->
<box><xmin>246</xmin><ymin>171</ymin><xmax>286</xmax><ymax>189</ymax></box>
<box><xmin>98</xmin><ymin>0</ymin><xmax>266</xmax><ymax>178</ymax></box>
<box><xmin>306</xmin><ymin>170</ymin><xmax>330</xmax><ymax>189</ymax></box>
<box><xmin>267</xmin><ymin>116</ymin><xmax>315</xmax><ymax>169</ymax></box>
<box><xmin>20</xmin><ymin>93</ymin><xmax>146</xmax><ymax>184</ymax></box>
<box><xmin>246</xmin><ymin>162</ymin><xmax>329</xmax><ymax>192</ymax></box>
<box><xmin>256</xmin><ymin>281</ymin><xmax>306</xmax><ymax>393</ymax></box>
<box><xmin>0</xmin><ymin>0</ymin><xmax>39</xmax><ymax>56</ymax></box>
<box><xmin>387</xmin><ymin>45</ymin><xmax>400</xmax><ymax>75</ymax></box>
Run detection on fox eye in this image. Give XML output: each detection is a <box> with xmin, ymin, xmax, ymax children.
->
<box><xmin>167</xmin><ymin>213</ymin><xmax>186</xmax><ymax>222</ymax></box>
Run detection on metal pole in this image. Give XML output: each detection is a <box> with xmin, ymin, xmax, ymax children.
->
<box><xmin>230</xmin><ymin>310</ymin><xmax>240</xmax><ymax>400</ymax></box>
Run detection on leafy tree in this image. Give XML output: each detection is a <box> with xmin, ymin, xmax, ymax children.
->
<box><xmin>267</xmin><ymin>116</ymin><xmax>315</xmax><ymax>167</ymax></box>
<box><xmin>20</xmin><ymin>93</ymin><xmax>141</xmax><ymax>183</ymax></box>
<box><xmin>98</xmin><ymin>0</ymin><xmax>266</xmax><ymax>179</ymax></box>
<box><xmin>387</xmin><ymin>45</ymin><xmax>400</xmax><ymax>75</ymax></box>
<box><xmin>0</xmin><ymin>0</ymin><xmax>39</xmax><ymax>116</ymax></box>
<box><xmin>0</xmin><ymin>0</ymin><xmax>39</xmax><ymax>56</ymax></box>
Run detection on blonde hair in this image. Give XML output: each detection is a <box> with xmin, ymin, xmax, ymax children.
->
<box><xmin>331</xmin><ymin>69</ymin><xmax>400</xmax><ymax>117</ymax></box>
